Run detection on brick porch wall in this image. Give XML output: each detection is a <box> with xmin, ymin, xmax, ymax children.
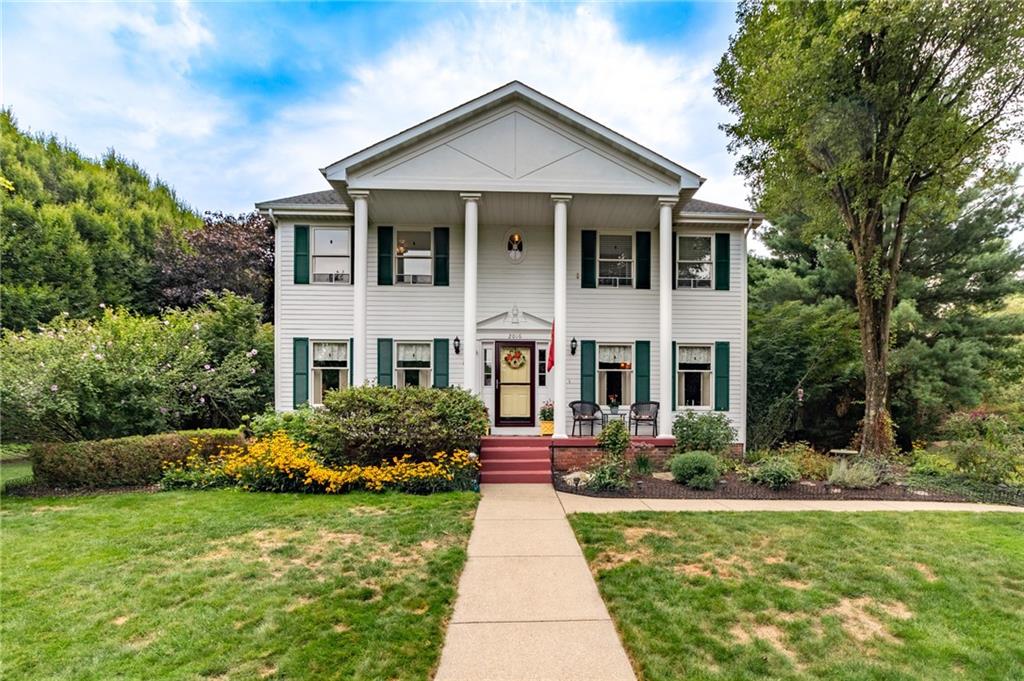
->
<box><xmin>550</xmin><ymin>438</ymin><xmax>744</xmax><ymax>473</ymax></box>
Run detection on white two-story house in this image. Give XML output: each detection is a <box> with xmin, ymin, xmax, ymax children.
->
<box><xmin>257</xmin><ymin>81</ymin><xmax>761</xmax><ymax>445</ymax></box>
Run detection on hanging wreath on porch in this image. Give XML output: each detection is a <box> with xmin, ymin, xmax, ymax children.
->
<box><xmin>503</xmin><ymin>349</ymin><xmax>527</xmax><ymax>369</ymax></box>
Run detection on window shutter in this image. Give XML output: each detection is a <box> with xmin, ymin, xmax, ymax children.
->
<box><xmin>714</xmin><ymin>341</ymin><xmax>730</xmax><ymax>411</ymax></box>
<box><xmin>348</xmin><ymin>337</ymin><xmax>354</xmax><ymax>386</ymax></box>
<box><xmin>580</xmin><ymin>340</ymin><xmax>596</xmax><ymax>402</ymax></box>
<box><xmin>433</xmin><ymin>227</ymin><xmax>450</xmax><ymax>286</ymax></box>
<box><xmin>635</xmin><ymin>231</ymin><xmax>651</xmax><ymax>289</ymax></box>
<box><xmin>433</xmin><ymin>338</ymin><xmax>449</xmax><ymax>387</ymax></box>
<box><xmin>671</xmin><ymin>340</ymin><xmax>677</xmax><ymax>409</ymax></box>
<box><xmin>293</xmin><ymin>226</ymin><xmax>310</xmax><ymax>285</ymax></box>
<box><xmin>715</xmin><ymin>233</ymin><xmax>730</xmax><ymax>291</ymax></box>
<box><xmin>671</xmin><ymin>231</ymin><xmax>677</xmax><ymax>290</ymax></box>
<box><xmin>377</xmin><ymin>226</ymin><xmax>393</xmax><ymax>286</ymax></box>
<box><xmin>293</xmin><ymin>337</ymin><xmax>309</xmax><ymax>408</ymax></box>
<box><xmin>581</xmin><ymin>230</ymin><xmax>597</xmax><ymax>289</ymax></box>
<box><xmin>635</xmin><ymin>340</ymin><xmax>650</xmax><ymax>402</ymax></box>
<box><xmin>377</xmin><ymin>338</ymin><xmax>393</xmax><ymax>386</ymax></box>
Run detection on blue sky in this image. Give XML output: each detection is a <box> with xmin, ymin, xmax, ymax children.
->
<box><xmin>4</xmin><ymin>1</ymin><xmax>754</xmax><ymax>216</ymax></box>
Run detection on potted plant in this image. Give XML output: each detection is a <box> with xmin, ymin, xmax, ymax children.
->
<box><xmin>608</xmin><ymin>394</ymin><xmax>620</xmax><ymax>415</ymax></box>
<box><xmin>539</xmin><ymin>400</ymin><xmax>555</xmax><ymax>436</ymax></box>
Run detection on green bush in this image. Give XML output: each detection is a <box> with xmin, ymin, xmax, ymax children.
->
<box><xmin>311</xmin><ymin>386</ymin><xmax>488</xmax><ymax>467</ymax></box>
<box><xmin>632</xmin><ymin>443</ymin><xmax>654</xmax><ymax>476</ymax></box>
<box><xmin>30</xmin><ymin>429</ymin><xmax>244</xmax><ymax>489</ymax></box>
<box><xmin>827</xmin><ymin>459</ymin><xmax>879</xmax><ymax>489</ymax></box>
<box><xmin>248</xmin><ymin>406</ymin><xmax>316</xmax><ymax>443</ymax></box>
<box><xmin>669</xmin><ymin>451</ymin><xmax>720</xmax><ymax>490</ymax></box>
<box><xmin>597</xmin><ymin>420</ymin><xmax>630</xmax><ymax>457</ymax></box>
<box><xmin>747</xmin><ymin>456</ymin><xmax>799</xmax><ymax>489</ymax></box>
<box><xmin>672</xmin><ymin>411</ymin><xmax>736</xmax><ymax>455</ymax></box>
<box><xmin>778</xmin><ymin>441</ymin><xmax>831</xmax><ymax>480</ymax></box>
<box><xmin>940</xmin><ymin>412</ymin><xmax>1024</xmax><ymax>486</ymax></box>
<box><xmin>910</xmin><ymin>451</ymin><xmax>957</xmax><ymax>477</ymax></box>
<box><xmin>586</xmin><ymin>456</ymin><xmax>632</xmax><ymax>491</ymax></box>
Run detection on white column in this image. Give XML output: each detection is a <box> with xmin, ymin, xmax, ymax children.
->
<box><xmin>461</xmin><ymin>193</ymin><xmax>481</xmax><ymax>393</ymax></box>
<box><xmin>658</xmin><ymin>197</ymin><xmax>678</xmax><ymax>436</ymax></box>
<box><xmin>552</xmin><ymin>194</ymin><xmax>572</xmax><ymax>438</ymax></box>
<box><xmin>351</xmin><ymin>190</ymin><xmax>370</xmax><ymax>385</ymax></box>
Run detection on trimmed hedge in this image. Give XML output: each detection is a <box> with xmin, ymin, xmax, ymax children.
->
<box><xmin>30</xmin><ymin>429</ymin><xmax>244</xmax><ymax>489</ymax></box>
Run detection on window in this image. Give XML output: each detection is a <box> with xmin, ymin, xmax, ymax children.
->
<box><xmin>395</xmin><ymin>341</ymin><xmax>431</xmax><ymax>387</ymax></box>
<box><xmin>677</xmin><ymin>235</ymin><xmax>712</xmax><ymax>288</ymax></box>
<box><xmin>312</xmin><ymin>228</ymin><xmax>351</xmax><ymax>283</ymax></box>
<box><xmin>483</xmin><ymin>347</ymin><xmax>493</xmax><ymax>387</ymax></box>
<box><xmin>395</xmin><ymin>230</ymin><xmax>432</xmax><ymax>284</ymax></box>
<box><xmin>538</xmin><ymin>347</ymin><xmax>547</xmax><ymax>387</ymax></box>
<box><xmin>598</xmin><ymin>234</ymin><xmax>633</xmax><ymax>287</ymax></box>
<box><xmin>597</xmin><ymin>344</ymin><xmax>632</xmax><ymax>406</ymax></box>
<box><xmin>677</xmin><ymin>345</ymin><xmax>712</xmax><ymax>408</ymax></box>
<box><xmin>312</xmin><ymin>341</ymin><xmax>348</xmax><ymax>405</ymax></box>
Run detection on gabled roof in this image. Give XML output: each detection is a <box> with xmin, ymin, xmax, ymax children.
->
<box><xmin>321</xmin><ymin>81</ymin><xmax>705</xmax><ymax>192</ymax></box>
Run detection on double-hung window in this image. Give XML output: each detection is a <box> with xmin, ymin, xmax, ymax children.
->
<box><xmin>395</xmin><ymin>341</ymin><xmax>432</xmax><ymax>387</ymax></box>
<box><xmin>677</xmin><ymin>235</ymin><xmax>712</xmax><ymax>289</ymax></box>
<box><xmin>677</xmin><ymin>345</ymin><xmax>712</xmax><ymax>408</ymax></box>
<box><xmin>312</xmin><ymin>341</ymin><xmax>348</xmax><ymax>405</ymax></box>
<box><xmin>395</xmin><ymin>230</ymin><xmax>432</xmax><ymax>284</ymax></box>
<box><xmin>312</xmin><ymin>227</ymin><xmax>351</xmax><ymax>283</ymax></box>
<box><xmin>598</xmin><ymin>234</ymin><xmax>633</xmax><ymax>287</ymax></box>
<box><xmin>597</xmin><ymin>344</ymin><xmax>632</xmax><ymax>406</ymax></box>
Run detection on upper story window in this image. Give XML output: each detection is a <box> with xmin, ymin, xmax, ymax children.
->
<box><xmin>396</xmin><ymin>230</ymin><xmax>432</xmax><ymax>284</ymax></box>
<box><xmin>313</xmin><ymin>227</ymin><xmax>351</xmax><ymax>283</ymax></box>
<box><xmin>677</xmin><ymin>235</ymin><xmax>712</xmax><ymax>289</ymax></box>
<box><xmin>312</xmin><ymin>341</ymin><xmax>348</xmax><ymax>405</ymax></box>
<box><xmin>677</xmin><ymin>345</ymin><xmax>712</xmax><ymax>408</ymax></box>
<box><xmin>598</xmin><ymin>234</ymin><xmax>633</xmax><ymax>287</ymax></box>
<box><xmin>597</xmin><ymin>343</ymin><xmax>633</xmax><ymax>406</ymax></box>
<box><xmin>395</xmin><ymin>341</ymin><xmax>432</xmax><ymax>387</ymax></box>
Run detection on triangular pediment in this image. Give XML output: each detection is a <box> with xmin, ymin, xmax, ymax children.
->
<box><xmin>477</xmin><ymin>306</ymin><xmax>551</xmax><ymax>333</ymax></box>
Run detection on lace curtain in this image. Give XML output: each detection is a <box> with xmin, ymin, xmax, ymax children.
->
<box><xmin>313</xmin><ymin>342</ymin><xmax>346</xmax><ymax>363</ymax></box>
<box><xmin>599</xmin><ymin>345</ymin><xmax>632</xmax><ymax>363</ymax></box>
<box><xmin>397</xmin><ymin>342</ymin><xmax>431</xmax><ymax>364</ymax></box>
<box><xmin>678</xmin><ymin>345</ymin><xmax>710</xmax><ymax>364</ymax></box>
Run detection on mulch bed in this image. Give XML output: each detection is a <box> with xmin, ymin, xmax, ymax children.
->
<box><xmin>554</xmin><ymin>471</ymin><xmax>1024</xmax><ymax>507</ymax></box>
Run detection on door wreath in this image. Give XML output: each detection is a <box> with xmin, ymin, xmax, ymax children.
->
<box><xmin>503</xmin><ymin>349</ymin><xmax>527</xmax><ymax>369</ymax></box>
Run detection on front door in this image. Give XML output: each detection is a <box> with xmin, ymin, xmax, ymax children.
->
<box><xmin>495</xmin><ymin>341</ymin><xmax>535</xmax><ymax>426</ymax></box>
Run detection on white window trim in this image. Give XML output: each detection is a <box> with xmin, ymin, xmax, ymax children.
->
<box><xmin>676</xmin><ymin>233</ymin><xmax>714</xmax><ymax>290</ymax></box>
<box><xmin>596</xmin><ymin>231</ymin><xmax>636</xmax><ymax>289</ymax></box>
<box><xmin>311</xmin><ymin>226</ymin><xmax>352</xmax><ymax>285</ymax></box>
<box><xmin>537</xmin><ymin>343</ymin><xmax>548</xmax><ymax>387</ymax></box>
<box><xmin>310</xmin><ymin>339</ymin><xmax>349</xmax><ymax>407</ymax></box>
<box><xmin>676</xmin><ymin>342</ymin><xmax>713</xmax><ymax>411</ymax></box>
<box><xmin>596</xmin><ymin>341</ymin><xmax>635</xmax><ymax>408</ymax></box>
<box><xmin>394</xmin><ymin>340</ymin><xmax>433</xmax><ymax>388</ymax></box>
<box><xmin>394</xmin><ymin>228</ymin><xmax>434</xmax><ymax>286</ymax></box>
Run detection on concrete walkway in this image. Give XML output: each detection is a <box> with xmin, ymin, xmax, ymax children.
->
<box><xmin>435</xmin><ymin>484</ymin><xmax>636</xmax><ymax>681</ymax></box>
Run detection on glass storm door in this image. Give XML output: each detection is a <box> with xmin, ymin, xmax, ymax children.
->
<box><xmin>495</xmin><ymin>342</ymin><xmax>534</xmax><ymax>426</ymax></box>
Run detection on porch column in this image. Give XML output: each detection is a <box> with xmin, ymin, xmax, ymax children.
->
<box><xmin>351</xmin><ymin>190</ymin><xmax>370</xmax><ymax>385</ymax></box>
<box><xmin>461</xmin><ymin>193</ymin><xmax>481</xmax><ymax>393</ymax></box>
<box><xmin>552</xmin><ymin>194</ymin><xmax>572</xmax><ymax>438</ymax></box>
<box><xmin>658</xmin><ymin>196</ymin><xmax>678</xmax><ymax>436</ymax></box>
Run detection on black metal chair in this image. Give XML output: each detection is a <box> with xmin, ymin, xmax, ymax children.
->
<box><xmin>629</xmin><ymin>401</ymin><xmax>659</xmax><ymax>436</ymax></box>
<box><xmin>569</xmin><ymin>400</ymin><xmax>607</xmax><ymax>436</ymax></box>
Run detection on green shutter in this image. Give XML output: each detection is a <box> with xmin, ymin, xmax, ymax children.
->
<box><xmin>671</xmin><ymin>232</ymin><xmax>678</xmax><ymax>290</ymax></box>
<box><xmin>635</xmin><ymin>340</ymin><xmax>650</xmax><ymax>402</ymax></box>
<box><xmin>636</xmin><ymin>232</ymin><xmax>651</xmax><ymax>289</ymax></box>
<box><xmin>715</xmin><ymin>233</ymin><xmax>730</xmax><ymax>291</ymax></box>
<box><xmin>348</xmin><ymin>337</ymin><xmax>354</xmax><ymax>386</ymax></box>
<box><xmin>671</xmin><ymin>341</ymin><xmax>677</xmax><ymax>409</ymax></box>
<box><xmin>433</xmin><ymin>338</ymin><xmax>449</xmax><ymax>387</ymax></box>
<box><xmin>377</xmin><ymin>338</ymin><xmax>393</xmax><ymax>386</ymax></box>
<box><xmin>714</xmin><ymin>341</ymin><xmax>730</xmax><ymax>411</ymax></box>
<box><xmin>377</xmin><ymin>226</ymin><xmax>393</xmax><ymax>285</ymax></box>
<box><xmin>581</xmin><ymin>230</ymin><xmax>597</xmax><ymax>289</ymax></box>
<box><xmin>293</xmin><ymin>337</ymin><xmax>309</xmax><ymax>408</ymax></box>
<box><xmin>580</xmin><ymin>340</ymin><xmax>596</xmax><ymax>402</ymax></box>
<box><xmin>294</xmin><ymin>225</ymin><xmax>310</xmax><ymax>285</ymax></box>
<box><xmin>433</xmin><ymin>227</ymin><xmax>450</xmax><ymax>287</ymax></box>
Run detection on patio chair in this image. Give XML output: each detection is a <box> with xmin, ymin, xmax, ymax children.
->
<box><xmin>629</xmin><ymin>401</ymin><xmax>659</xmax><ymax>436</ymax></box>
<box><xmin>569</xmin><ymin>400</ymin><xmax>607</xmax><ymax>436</ymax></box>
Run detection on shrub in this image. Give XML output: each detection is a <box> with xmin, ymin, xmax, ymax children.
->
<box><xmin>941</xmin><ymin>411</ymin><xmax>1024</xmax><ymax>486</ymax></box>
<box><xmin>910</xmin><ymin>451</ymin><xmax>956</xmax><ymax>477</ymax></box>
<box><xmin>672</xmin><ymin>411</ymin><xmax>736</xmax><ymax>455</ymax></box>
<box><xmin>586</xmin><ymin>456</ymin><xmax>632</xmax><ymax>491</ymax></box>
<box><xmin>632</xmin><ymin>443</ymin><xmax>654</xmax><ymax>476</ymax></box>
<box><xmin>778</xmin><ymin>441</ymin><xmax>831</xmax><ymax>480</ymax></box>
<box><xmin>248</xmin><ymin>406</ymin><xmax>316</xmax><ymax>443</ymax></box>
<box><xmin>747</xmin><ymin>456</ymin><xmax>799</xmax><ymax>489</ymax></box>
<box><xmin>31</xmin><ymin>429</ymin><xmax>244</xmax><ymax>489</ymax></box>
<box><xmin>827</xmin><ymin>459</ymin><xmax>879</xmax><ymax>489</ymax></box>
<box><xmin>669</xmin><ymin>451</ymin><xmax>720</xmax><ymax>490</ymax></box>
<box><xmin>597</xmin><ymin>420</ymin><xmax>630</xmax><ymax>457</ymax></box>
<box><xmin>311</xmin><ymin>386</ymin><xmax>488</xmax><ymax>467</ymax></box>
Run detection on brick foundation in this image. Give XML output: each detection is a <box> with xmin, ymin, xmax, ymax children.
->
<box><xmin>550</xmin><ymin>438</ymin><xmax>744</xmax><ymax>473</ymax></box>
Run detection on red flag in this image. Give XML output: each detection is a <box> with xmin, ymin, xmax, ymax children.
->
<box><xmin>547</xmin><ymin>322</ymin><xmax>555</xmax><ymax>372</ymax></box>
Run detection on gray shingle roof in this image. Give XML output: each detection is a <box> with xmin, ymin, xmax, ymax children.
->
<box><xmin>255</xmin><ymin>190</ymin><xmax>345</xmax><ymax>209</ymax></box>
<box><xmin>680</xmin><ymin>198</ymin><xmax>758</xmax><ymax>215</ymax></box>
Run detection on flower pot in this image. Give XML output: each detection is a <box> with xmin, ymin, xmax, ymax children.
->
<box><xmin>540</xmin><ymin>420</ymin><xmax>554</xmax><ymax>436</ymax></box>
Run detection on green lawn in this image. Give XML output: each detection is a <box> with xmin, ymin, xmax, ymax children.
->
<box><xmin>0</xmin><ymin>459</ymin><xmax>32</xmax><ymax>489</ymax></box>
<box><xmin>570</xmin><ymin>512</ymin><xmax>1024</xmax><ymax>681</ymax></box>
<box><xmin>1</xmin><ymin>489</ymin><xmax>478</xmax><ymax>680</ymax></box>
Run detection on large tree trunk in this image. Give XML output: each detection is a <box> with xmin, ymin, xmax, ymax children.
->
<box><xmin>853</xmin><ymin>255</ymin><xmax>896</xmax><ymax>458</ymax></box>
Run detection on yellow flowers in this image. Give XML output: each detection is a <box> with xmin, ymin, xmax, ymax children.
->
<box><xmin>163</xmin><ymin>431</ymin><xmax>480</xmax><ymax>494</ymax></box>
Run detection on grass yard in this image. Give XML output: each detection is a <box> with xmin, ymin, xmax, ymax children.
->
<box><xmin>0</xmin><ymin>459</ymin><xmax>32</xmax><ymax>489</ymax></box>
<box><xmin>570</xmin><ymin>512</ymin><xmax>1024</xmax><ymax>681</ymax></box>
<box><xmin>1</xmin><ymin>489</ymin><xmax>478</xmax><ymax>680</ymax></box>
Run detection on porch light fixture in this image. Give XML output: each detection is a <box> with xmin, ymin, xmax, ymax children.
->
<box><xmin>570</xmin><ymin>337</ymin><xmax>578</xmax><ymax>355</ymax></box>
<box><xmin>454</xmin><ymin>336</ymin><xmax>461</xmax><ymax>354</ymax></box>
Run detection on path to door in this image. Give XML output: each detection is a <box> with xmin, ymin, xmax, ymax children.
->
<box><xmin>434</xmin><ymin>483</ymin><xmax>636</xmax><ymax>681</ymax></box>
